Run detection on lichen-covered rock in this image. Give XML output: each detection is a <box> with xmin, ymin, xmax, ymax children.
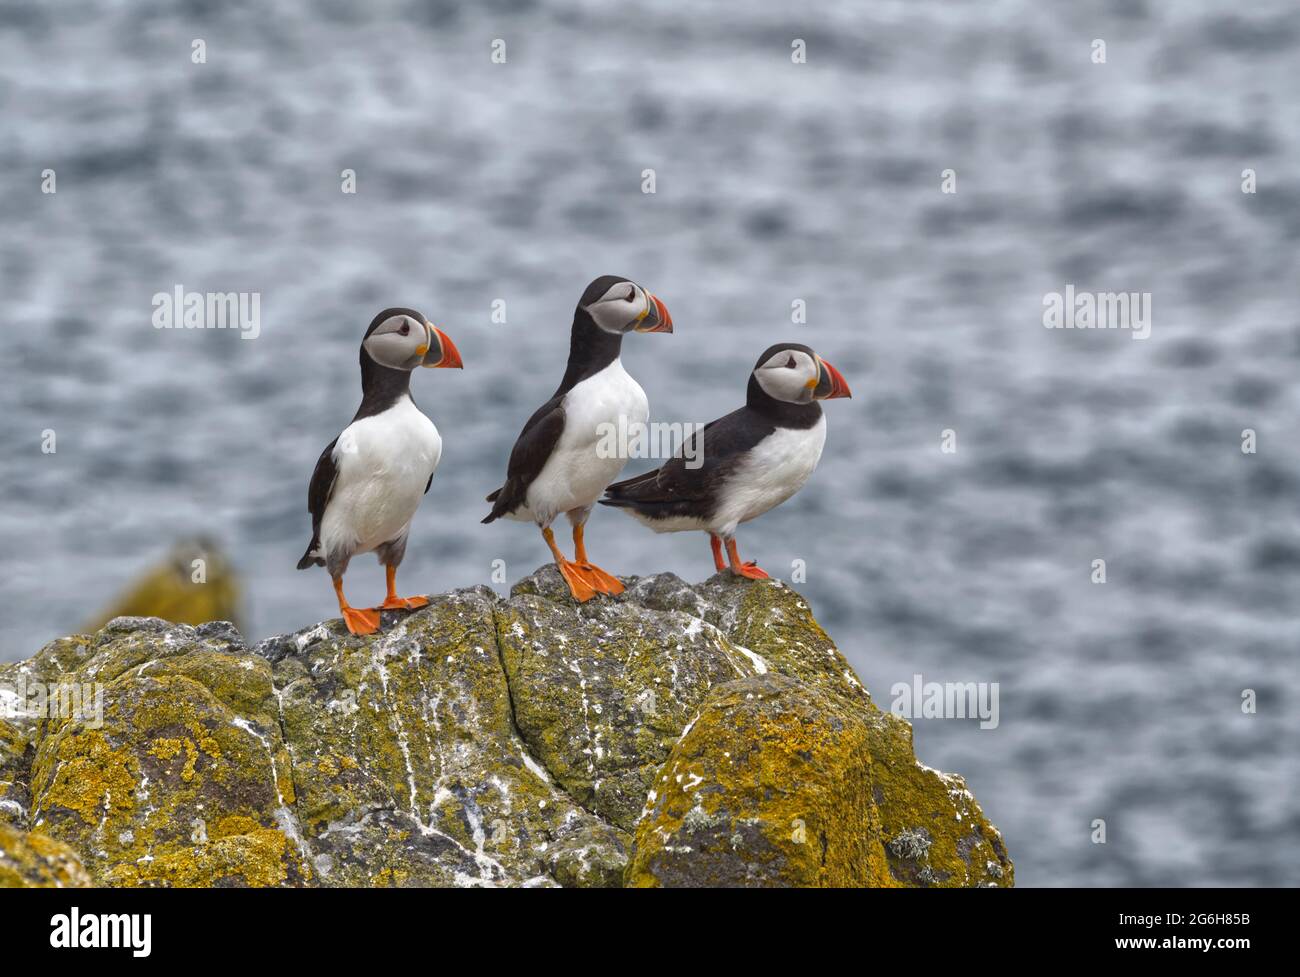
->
<box><xmin>627</xmin><ymin>674</ymin><xmax>1013</xmax><ymax>887</ymax></box>
<box><xmin>0</xmin><ymin>718</ymin><xmax>31</xmax><ymax>825</ymax></box>
<box><xmin>24</xmin><ymin>620</ymin><xmax>309</xmax><ymax>888</ymax></box>
<box><xmin>497</xmin><ymin>567</ymin><xmax>767</xmax><ymax>831</ymax></box>
<box><xmin>265</xmin><ymin>587</ymin><xmax>626</xmax><ymax>887</ymax></box>
<box><xmin>625</xmin><ymin>571</ymin><xmax>868</xmax><ymax>705</ymax></box>
<box><xmin>628</xmin><ymin>674</ymin><xmax>893</xmax><ymax>887</ymax></box>
<box><xmin>0</xmin><ymin>566</ymin><xmax>1012</xmax><ymax>887</ymax></box>
<box><xmin>0</xmin><ymin>822</ymin><xmax>93</xmax><ymax>887</ymax></box>
<box><xmin>546</xmin><ymin>823</ymin><xmax>629</xmax><ymax>888</ymax></box>
<box><xmin>624</xmin><ymin>572</ymin><xmax>1012</xmax><ymax>887</ymax></box>
<box><xmin>862</xmin><ymin>707</ymin><xmax>1012</xmax><ymax>886</ymax></box>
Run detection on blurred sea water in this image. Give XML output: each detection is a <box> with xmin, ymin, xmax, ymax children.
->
<box><xmin>1</xmin><ymin>0</ymin><xmax>1297</xmax><ymax>886</ymax></box>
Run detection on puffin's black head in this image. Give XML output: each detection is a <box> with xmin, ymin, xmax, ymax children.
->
<box><xmin>749</xmin><ymin>342</ymin><xmax>851</xmax><ymax>405</ymax></box>
<box><xmin>576</xmin><ymin>275</ymin><xmax>673</xmax><ymax>336</ymax></box>
<box><xmin>361</xmin><ymin>307</ymin><xmax>463</xmax><ymax>371</ymax></box>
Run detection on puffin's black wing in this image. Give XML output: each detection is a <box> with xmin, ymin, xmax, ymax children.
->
<box><xmin>601</xmin><ymin>408</ymin><xmax>773</xmax><ymax>519</ymax></box>
<box><xmin>482</xmin><ymin>397</ymin><xmax>566</xmax><ymax>523</ymax></box>
<box><xmin>297</xmin><ymin>438</ymin><xmax>339</xmax><ymax>569</ymax></box>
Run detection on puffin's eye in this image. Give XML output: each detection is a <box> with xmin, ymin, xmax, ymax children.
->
<box><xmin>785</xmin><ymin>355</ymin><xmax>797</xmax><ymax>368</ymax></box>
<box><xmin>625</xmin><ymin>287</ymin><xmax>636</xmax><ymax>302</ymax></box>
<box><xmin>398</xmin><ymin>321</ymin><xmax>410</xmax><ymax>336</ymax></box>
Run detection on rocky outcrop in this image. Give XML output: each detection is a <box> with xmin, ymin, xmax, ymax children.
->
<box><xmin>0</xmin><ymin>823</ymin><xmax>92</xmax><ymax>888</ymax></box>
<box><xmin>0</xmin><ymin>568</ymin><xmax>1012</xmax><ymax>888</ymax></box>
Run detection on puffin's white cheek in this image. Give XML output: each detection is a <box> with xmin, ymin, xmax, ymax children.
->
<box><xmin>762</xmin><ymin>368</ymin><xmax>817</xmax><ymax>403</ymax></box>
<box><xmin>367</xmin><ymin>335</ymin><xmax>409</xmax><ymax>369</ymax></box>
<box><xmin>591</xmin><ymin>307</ymin><xmax>624</xmax><ymax>335</ymax></box>
<box><xmin>755</xmin><ymin>369</ymin><xmax>792</xmax><ymax>402</ymax></box>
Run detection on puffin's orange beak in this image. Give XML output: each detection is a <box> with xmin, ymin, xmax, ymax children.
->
<box><xmin>814</xmin><ymin>357</ymin><xmax>851</xmax><ymax>399</ymax></box>
<box><xmin>635</xmin><ymin>293</ymin><xmax>673</xmax><ymax>333</ymax></box>
<box><xmin>423</xmin><ymin>325</ymin><xmax>463</xmax><ymax>369</ymax></box>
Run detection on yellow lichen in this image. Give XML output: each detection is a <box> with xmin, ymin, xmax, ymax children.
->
<box><xmin>212</xmin><ymin>815</ymin><xmax>262</xmax><ymax>838</ymax></box>
<box><xmin>104</xmin><ymin>828</ymin><xmax>293</xmax><ymax>888</ymax></box>
<box><xmin>0</xmin><ymin>823</ymin><xmax>94</xmax><ymax>888</ymax></box>
<box><xmin>36</xmin><ymin>730</ymin><xmax>137</xmax><ymax>828</ymax></box>
<box><xmin>628</xmin><ymin>676</ymin><xmax>896</xmax><ymax>888</ymax></box>
<box><xmin>149</xmin><ymin>738</ymin><xmax>182</xmax><ymax>761</ymax></box>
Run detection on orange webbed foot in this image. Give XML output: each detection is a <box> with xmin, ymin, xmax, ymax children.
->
<box><xmin>341</xmin><ymin>606</ymin><xmax>381</xmax><ymax>635</ymax></box>
<box><xmin>556</xmin><ymin>559</ymin><xmax>599</xmax><ymax>602</ymax></box>
<box><xmin>724</xmin><ymin>538</ymin><xmax>769</xmax><ymax>581</ymax></box>
<box><xmin>568</xmin><ymin>524</ymin><xmax>623</xmax><ymax>597</ymax></box>
<box><xmin>376</xmin><ymin>566</ymin><xmax>430</xmax><ymax>612</ymax></box>
<box><xmin>379</xmin><ymin>594</ymin><xmax>430</xmax><ymax>611</ymax></box>
<box><xmin>572</xmin><ymin>562</ymin><xmax>625</xmax><ymax>596</ymax></box>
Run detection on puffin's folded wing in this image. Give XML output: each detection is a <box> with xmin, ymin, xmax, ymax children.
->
<box><xmin>602</xmin><ymin>411</ymin><xmax>746</xmax><ymax>512</ymax></box>
<box><xmin>483</xmin><ymin>400</ymin><xmax>567</xmax><ymax>522</ymax></box>
<box><xmin>600</xmin><ymin>457</ymin><xmax>701</xmax><ymax>508</ymax></box>
<box><xmin>306</xmin><ymin>437</ymin><xmax>340</xmax><ymax>527</ymax></box>
<box><xmin>298</xmin><ymin>437</ymin><xmax>340</xmax><ymax>569</ymax></box>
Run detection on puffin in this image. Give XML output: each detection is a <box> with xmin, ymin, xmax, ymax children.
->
<box><xmin>600</xmin><ymin>342</ymin><xmax>850</xmax><ymax>579</ymax></box>
<box><xmin>482</xmin><ymin>275</ymin><xmax>673</xmax><ymax>601</ymax></box>
<box><xmin>297</xmin><ymin>308</ymin><xmax>463</xmax><ymax>635</ymax></box>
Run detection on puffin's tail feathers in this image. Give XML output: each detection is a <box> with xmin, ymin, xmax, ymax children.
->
<box><xmin>297</xmin><ymin>538</ymin><xmax>324</xmax><ymax>570</ymax></box>
<box><xmin>482</xmin><ymin>487</ymin><xmax>502</xmax><ymax>522</ymax></box>
<box><xmin>600</xmin><ymin>470</ymin><xmax>683</xmax><ymax>520</ymax></box>
<box><xmin>604</xmin><ymin>469</ymin><xmax>659</xmax><ymax>498</ymax></box>
<box><xmin>483</xmin><ymin>483</ymin><xmax>519</xmax><ymax>523</ymax></box>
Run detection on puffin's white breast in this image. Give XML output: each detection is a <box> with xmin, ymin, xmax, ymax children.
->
<box><xmin>321</xmin><ymin>395</ymin><xmax>442</xmax><ymax>556</ymax></box>
<box><xmin>710</xmin><ymin>415</ymin><xmax>827</xmax><ymax>536</ymax></box>
<box><xmin>520</xmin><ymin>359</ymin><xmax>649</xmax><ymax>524</ymax></box>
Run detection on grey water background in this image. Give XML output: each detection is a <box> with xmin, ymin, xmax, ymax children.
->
<box><xmin>2</xmin><ymin>0</ymin><xmax>1297</xmax><ymax>887</ymax></box>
